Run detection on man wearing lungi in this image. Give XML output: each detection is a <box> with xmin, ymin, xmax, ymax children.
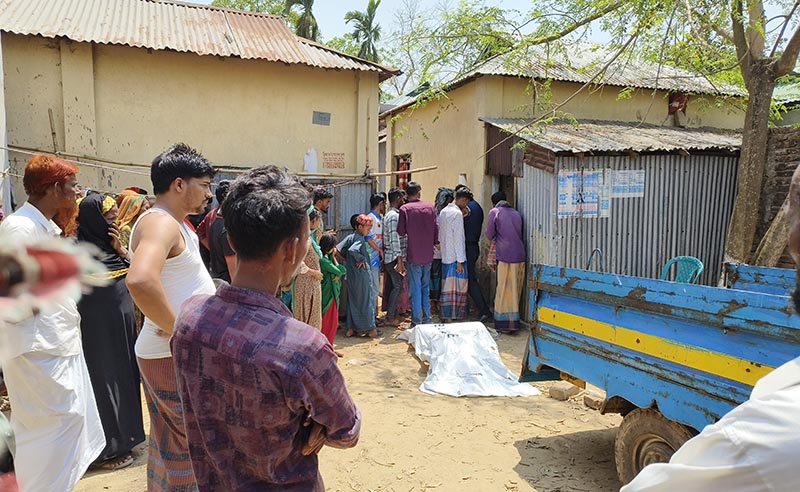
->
<box><xmin>485</xmin><ymin>191</ymin><xmax>526</xmax><ymax>334</ymax></box>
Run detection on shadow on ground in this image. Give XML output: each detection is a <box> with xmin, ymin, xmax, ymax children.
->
<box><xmin>514</xmin><ymin>428</ymin><xmax>620</xmax><ymax>492</ymax></box>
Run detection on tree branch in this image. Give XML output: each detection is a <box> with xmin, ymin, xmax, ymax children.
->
<box><xmin>731</xmin><ymin>0</ymin><xmax>752</xmax><ymax>86</ymax></box>
<box><xmin>526</xmin><ymin>0</ymin><xmax>627</xmax><ymax>46</ymax></box>
<box><xmin>693</xmin><ymin>11</ymin><xmax>734</xmax><ymax>42</ymax></box>
<box><xmin>775</xmin><ymin>22</ymin><xmax>800</xmax><ymax>76</ymax></box>
<box><xmin>747</xmin><ymin>0</ymin><xmax>766</xmax><ymax>56</ymax></box>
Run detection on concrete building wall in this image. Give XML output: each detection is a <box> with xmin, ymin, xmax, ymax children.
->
<box><xmin>384</xmin><ymin>74</ymin><xmax>746</xmax><ymax>210</ymax></box>
<box><xmin>484</xmin><ymin>77</ymin><xmax>745</xmax><ymax>129</ymax></box>
<box><xmin>386</xmin><ymin>81</ymin><xmax>491</xmax><ymax>207</ymax></box>
<box><xmin>2</xmin><ymin>32</ymin><xmax>380</xmax><ymax>200</ymax></box>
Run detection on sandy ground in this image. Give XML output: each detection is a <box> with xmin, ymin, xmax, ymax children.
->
<box><xmin>76</xmin><ymin>327</ymin><xmax>622</xmax><ymax>492</ymax></box>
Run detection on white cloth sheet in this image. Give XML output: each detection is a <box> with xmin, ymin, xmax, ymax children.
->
<box><xmin>398</xmin><ymin>322</ymin><xmax>540</xmax><ymax>397</ymax></box>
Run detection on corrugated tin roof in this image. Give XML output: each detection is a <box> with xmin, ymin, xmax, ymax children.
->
<box><xmin>464</xmin><ymin>45</ymin><xmax>744</xmax><ymax>97</ymax></box>
<box><xmin>481</xmin><ymin>117</ymin><xmax>742</xmax><ymax>153</ymax></box>
<box><xmin>381</xmin><ymin>44</ymin><xmax>743</xmax><ymax>117</ymax></box>
<box><xmin>0</xmin><ymin>0</ymin><xmax>398</xmax><ymax>80</ymax></box>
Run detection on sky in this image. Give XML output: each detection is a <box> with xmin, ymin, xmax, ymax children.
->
<box><xmin>191</xmin><ymin>0</ymin><xmax>535</xmax><ymax>41</ymax></box>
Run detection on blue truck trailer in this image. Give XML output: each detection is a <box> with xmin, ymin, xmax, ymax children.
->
<box><xmin>521</xmin><ymin>264</ymin><xmax>800</xmax><ymax>484</ymax></box>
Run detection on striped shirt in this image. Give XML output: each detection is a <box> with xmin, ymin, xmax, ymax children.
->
<box><xmin>383</xmin><ymin>207</ymin><xmax>406</xmax><ymax>264</ymax></box>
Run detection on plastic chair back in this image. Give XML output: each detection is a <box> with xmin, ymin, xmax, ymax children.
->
<box><xmin>660</xmin><ymin>256</ymin><xmax>704</xmax><ymax>284</ymax></box>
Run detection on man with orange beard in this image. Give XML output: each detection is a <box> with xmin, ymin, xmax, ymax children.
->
<box><xmin>0</xmin><ymin>154</ymin><xmax>105</xmax><ymax>492</ymax></box>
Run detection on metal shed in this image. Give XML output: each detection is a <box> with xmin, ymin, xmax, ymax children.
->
<box><xmin>482</xmin><ymin>118</ymin><xmax>742</xmax><ymax>285</ymax></box>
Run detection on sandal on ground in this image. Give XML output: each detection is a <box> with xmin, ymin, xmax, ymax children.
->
<box><xmin>345</xmin><ymin>329</ymin><xmax>356</xmax><ymax>338</ymax></box>
<box><xmin>91</xmin><ymin>453</ymin><xmax>134</xmax><ymax>471</ymax></box>
<box><xmin>361</xmin><ymin>329</ymin><xmax>383</xmax><ymax>338</ymax></box>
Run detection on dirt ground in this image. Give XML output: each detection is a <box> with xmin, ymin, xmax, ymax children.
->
<box><xmin>76</xmin><ymin>327</ymin><xmax>622</xmax><ymax>492</ymax></box>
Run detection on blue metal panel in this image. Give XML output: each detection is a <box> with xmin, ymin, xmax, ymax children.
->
<box><xmin>724</xmin><ymin>263</ymin><xmax>796</xmax><ymax>296</ymax></box>
<box><xmin>533</xmin><ymin>265</ymin><xmax>800</xmax><ymax>342</ymax></box>
<box><xmin>529</xmin><ymin>336</ymin><xmax>738</xmax><ymax>431</ymax></box>
<box><xmin>523</xmin><ymin>264</ymin><xmax>800</xmax><ymax>432</ymax></box>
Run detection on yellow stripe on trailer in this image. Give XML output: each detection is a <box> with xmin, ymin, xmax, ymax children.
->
<box><xmin>537</xmin><ymin>307</ymin><xmax>774</xmax><ymax>387</ymax></box>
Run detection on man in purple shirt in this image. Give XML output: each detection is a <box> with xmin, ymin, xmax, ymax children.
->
<box><xmin>485</xmin><ymin>191</ymin><xmax>526</xmax><ymax>334</ymax></box>
<box><xmin>397</xmin><ymin>181</ymin><xmax>439</xmax><ymax>326</ymax></box>
<box><xmin>172</xmin><ymin>166</ymin><xmax>361</xmax><ymax>492</ymax></box>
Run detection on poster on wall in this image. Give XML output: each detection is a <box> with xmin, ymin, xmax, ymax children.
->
<box><xmin>600</xmin><ymin>168</ymin><xmax>612</xmax><ymax>218</ymax></box>
<box><xmin>558</xmin><ymin>170</ymin><xmax>612</xmax><ymax>219</ymax></box>
<box><xmin>581</xmin><ymin>171</ymin><xmax>601</xmax><ymax>218</ymax></box>
<box><xmin>612</xmin><ymin>170</ymin><xmax>646</xmax><ymax>198</ymax></box>
<box><xmin>558</xmin><ymin>171</ymin><xmax>580</xmax><ymax>218</ymax></box>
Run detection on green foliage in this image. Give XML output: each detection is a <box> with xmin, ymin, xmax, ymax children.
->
<box><xmin>211</xmin><ymin>0</ymin><xmax>283</xmax><ymax>14</ymax></box>
<box><xmin>616</xmin><ymin>86</ymin><xmax>635</xmax><ymax>101</ymax></box>
<box><xmin>345</xmin><ymin>0</ymin><xmax>383</xmax><ymax>62</ymax></box>
<box><xmin>326</xmin><ymin>35</ymin><xmax>362</xmax><ymax>58</ymax></box>
<box><xmin>284</xmin><ymin>0</ymin><xmax>319</xmax><ymax>41</ymax></box>
<box><xmin>381</xmin><ymin>0</ymin><xmax>520</xmax><ymax>98</ymax></box>
<box><xmin>211</xmin><ymin>0</ymin><xmax>300</xmax><ymax>32</ymax></box>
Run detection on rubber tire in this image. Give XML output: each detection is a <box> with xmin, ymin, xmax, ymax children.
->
<box><xmin>614</xmin><ymin>408</ymin><xmax>696</xmax><ymax>485</ymax></box>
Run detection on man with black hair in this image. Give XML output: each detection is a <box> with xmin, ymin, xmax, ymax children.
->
<box><xmin>455</xmin><ymin>186</ymin><xmax>493</xmax><ymax>322</ymax></box>
<box><xmin>367</xmin><ymin>193</ymin><xmax>386</xmax><ymax>324</ymax></box>
<box><xmin>126</xmin><ymin>143</ymin><xmax>216</xmax><ymax>492</ymax></box>
<box><xmin>313</xmin><ymin>186</ymin><xmax>334</xmax><ymax>239</ymax></box>
<box><xmin>486</xmin><ymin>190</ymin><xmax>525</xmax><ymax>334</ymax></box>
<box><xmin>383</xmin><ymin>187</ymin><xmax>407</xmax><ymax>325</ymax></box>
<box><xmin>397</xmin><ymin>181</ymin><xmax>438</xmax><ymax>327</ymax></box>
<box><xmin>197</xmin><ymin>180</ymin><xmax>235</xmax><ymax>282</ymax></box>
<box><xmin>173</xmin><ymin>166</ymin><xmax>360</xmax><ymax>492</ymax></box>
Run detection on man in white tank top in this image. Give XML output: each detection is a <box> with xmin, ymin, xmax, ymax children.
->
<box><xmin>126</xmin><ymin>143</ymin><xmax>215</xmax><ymax>492</ymax></box>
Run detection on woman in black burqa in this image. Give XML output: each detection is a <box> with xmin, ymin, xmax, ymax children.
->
<box><xmin>76</xmin><ymin>193</ymin><xmax>145</xmax><ymax>470</ymax></box>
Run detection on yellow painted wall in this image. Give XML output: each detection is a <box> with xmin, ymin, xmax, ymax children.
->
<box><xmin>507</xmin><ymin>77</ymin><xmax>744</xmax><ymax>129</ymax></box>
<box><xmin>384</xmin><ymin>74</ymin><xmax>745</xmax><ymax>208</ymax></box>
<box><xmin>387</xmin><ymin>81</ymin><xmax>490</xmax><ymax>207</ymax></box>
<box><xmin>2</xmin><ymin>33</ymin><xmax>380</xmax><ymax>199</ymax></box>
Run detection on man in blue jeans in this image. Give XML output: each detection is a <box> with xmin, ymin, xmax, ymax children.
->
<box><xmin>397</xmin><ymin>182</ymin><xmax>438</xmax><ymax>326</ymax></box>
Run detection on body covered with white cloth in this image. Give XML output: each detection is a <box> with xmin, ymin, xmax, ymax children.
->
<box><xmin>400</xmin><ymin>322</ymin><xmax>539</xmax><ymax>397</ymax></box>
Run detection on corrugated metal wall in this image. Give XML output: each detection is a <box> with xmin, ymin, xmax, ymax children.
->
<box><xmin>517</xmin><ymin>154</ymin><xmax>739</xmax><ymax>285</ymax></box>
<box><xmin>331</xmin><ymin>178</ymin><xmax>374</xmax><ymax>233</ymax></box>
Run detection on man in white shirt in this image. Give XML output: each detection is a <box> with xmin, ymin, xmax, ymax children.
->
<box><xmin>0</xmin><ymin>154</ymin><xmax>105</xmax><ymax>492</ymax></box>
<box><xmin>125</xmin><ymin>143</ymin><xmax>216</xmax><ymax>492</ymax></box>
<box><xmin>621</xmin><ymin>165</ymin><xmax>800</xmax><ymax>492</ymax></box>
<box><xmin>437</xmin><ymin>188</ymin><xmax>469</xmax><ymax>322</ymax></box>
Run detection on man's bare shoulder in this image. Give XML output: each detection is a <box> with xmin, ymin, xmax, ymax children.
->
<box><xmin>131</xmin><ymin>211</ymin><xmax>181</xmax><ymax>250</ymax></box>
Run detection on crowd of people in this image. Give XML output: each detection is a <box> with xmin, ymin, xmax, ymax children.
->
<box><xmin>0</xmin><ymin>144</ymin><xmax>528</xmax><ymax>491</ymax></box>
<box><xmin>0</xmin><ymin>144</ymin><xmax>799</xmax><ymax>492</ymax></box>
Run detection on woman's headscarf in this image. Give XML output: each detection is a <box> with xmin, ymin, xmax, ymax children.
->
<box><xmin>77</xmin><ymin>194</ymin><xmax>128</xmax><ymax>271</ymax></box>
<box><xmin>435</xmin><ymin>187</ymin><xmax>454</xmax><ymax>213</ymax></box>
<box><xmin>117</xmin><ymin>194</ymin><xmax>148</xmax><ymax>231</ymax></box>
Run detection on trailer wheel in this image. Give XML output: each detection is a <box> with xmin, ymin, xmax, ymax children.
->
<box><xmin>614</xmin><ymin>408</ymin><xmax>696</xmax><ymax>485</ymax></box>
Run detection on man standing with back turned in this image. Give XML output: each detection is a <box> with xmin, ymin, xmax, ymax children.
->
<box><xmin>485</xmin><ymin>191</ymin><xmax>526</xmax><ymax>334</ymax></box>
<box><xmin>126</xmin><ymin>143</ymin><xmax>216</xmax><ymax>492</ymax></box>
<box><xmin>172</xmin><ymin>166</ymin><xmax>361</xmax><ymax>491</ymax></box>
<box><xmin>398</xmin><ymin>181</ymin><xmax>438</xmax><ymax>327</ymax></box>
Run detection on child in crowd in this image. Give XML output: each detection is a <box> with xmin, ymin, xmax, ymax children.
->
<box><xmin>319</xmin><ymin>233</ymin><xmax>346</xmax><ymax>350</ymax></box>
<box><xmin>337</xmin><ymin>214</ymin><xmax>380</xmax><ymax>338</ymax></box>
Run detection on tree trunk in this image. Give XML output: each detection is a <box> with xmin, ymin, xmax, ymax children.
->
<box><xmin>723</xmin><ymin>59</ymin><xmax>777</xmax><ymax>265</ymax></box>
<box><xmin>753</xmin><ymin>193</ymin><xmax>790</xmax><ymax>266</ymax></box>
